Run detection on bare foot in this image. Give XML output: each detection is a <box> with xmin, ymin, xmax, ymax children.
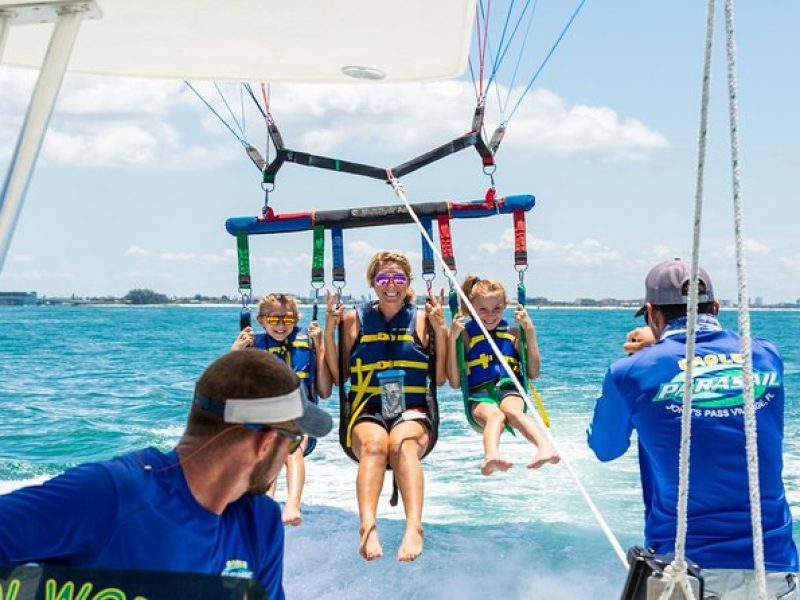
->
<box><xmin>481</xmin><ymin>455</ymin><xmax>514</xmax><ymax>476</ymax></box>
<box><xmin>397</xmin><ymin>527</ymin><xmax>424</xmax><ymax>562</ymax></box>
<box><xmin>359</xmin><ymin>524</ymin><xmax>383</xmax><ymax>561</ymax></box>
<box><xmin>282</xmin><ymin>504</ymin><xmax>302</xmax><ymax>527</ymax></box>
<box><xmin>527</xmin><ymin>444</ymin><xmax>561</xmax><ymax>469</ymax></box>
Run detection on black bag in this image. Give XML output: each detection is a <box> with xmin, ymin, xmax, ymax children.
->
<box><xmin>620</xmin><ymin>545</ymin><xmax>704</xmax><ymax>600</ymax></box>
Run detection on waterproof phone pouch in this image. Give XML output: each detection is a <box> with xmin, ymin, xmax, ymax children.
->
<box><xmin>377</xmin><ymin>369</ymin><xmax>406</xmax><ymax>419</ymax></box>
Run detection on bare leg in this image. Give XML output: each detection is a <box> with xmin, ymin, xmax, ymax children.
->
<box><xmin>388</xmin><ymin>419</ymin><xmax>430</xmax><ymax>562</ymax></box>
<box><xmin>500</xmin><ymin>395</ymin><xmax>560</xmax><ymax>469</ymax></box>
<box><xmin>282</xmin><ymin>438</ymin><xmax>306</xmax><ymax>526</ymax></box>
<box><xmin>352</xmin><ymin>421</ymin><xmax>389</xmax><ymax>561</ymax></box>
<box><xmin>472</xmin><ymin>402</ymin><xmax>514</xmax><ymax>475</ymax></box>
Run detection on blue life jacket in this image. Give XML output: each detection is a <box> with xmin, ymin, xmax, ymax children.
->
<box><xmin>255</xmin><ymin>327</ymin><xmax>319</xmax><ymax>456</ymax></box>
<box><xmin>348</xmin><ymin>301</ymin><xmax>430</xmax><ymax>413</ymax></box>
<box><xmin>464</xmin><ymin>318</ymin><xmax>520</xmax><ymax>390</ymax></box>
<box><xmin>254</xmin><ymin>327</ymin><xmax>316</xmax><ymax>402</ymax></box>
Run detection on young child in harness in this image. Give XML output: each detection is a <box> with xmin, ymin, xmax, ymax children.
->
<box><xmin>446</xmin><ymin>275</ymin><xmax>559</xmax><ymax>476</ymax></box>
<box><xmin>231</xmin><ymin>293</ymin><xmax>333</xmax><ymax>524</ymax></box>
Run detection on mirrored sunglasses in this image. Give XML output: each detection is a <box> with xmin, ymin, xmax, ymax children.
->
<box><xmin>262</xmin><ymin>314</ymin><xmax>298</xmax><ymax>326</ymax></box>
<box><xmin>245</xmin><ymin>424</ymin><xmax>303</xmax><ymax>453</ymax></box>
<box><xmin>374</xmin><ymin>272</ymin><xmax>408</xmax><ymax>287</ymax></box>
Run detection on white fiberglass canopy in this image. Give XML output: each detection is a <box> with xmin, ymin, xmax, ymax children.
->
<box><xmin>0</xmin><ymin>0</ymin><xmax>476</xmax><ymax>82</ymax></box>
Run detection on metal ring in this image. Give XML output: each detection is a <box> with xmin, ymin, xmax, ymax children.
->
<box><xmin>483</xmin><ymin>164</ymin><xmax>497</xmax><ymax>176</ymax></box>
<box><xmin>260</xmin><ymin>181</ymin><xmax>276</xmax><ymax>193</ymax></box>
<box><xmin>310</xmin><ymin>281</ymin><xmax>325</xmax><ymax>290</ymax></box>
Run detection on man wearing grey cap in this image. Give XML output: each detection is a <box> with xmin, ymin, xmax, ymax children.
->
<box><xmin>0</xmin><ymin>349</ymin><xmax>333</xmax><ymax>600</ymax></box>
<box><xmin>588</xmin><ymin>259</ymin><xmax>797</xmax><ymax>599</ymax></box>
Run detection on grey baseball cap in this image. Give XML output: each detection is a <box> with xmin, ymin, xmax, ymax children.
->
<box><xmin>634</xmin><ymin>258</ymin><xmax>715</xmax><ymax>317</ymax></box>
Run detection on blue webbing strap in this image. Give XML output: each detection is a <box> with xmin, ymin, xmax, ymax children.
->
<box><xmin>331</xmin><ymin>225</ymin><xmax>345</xmax><ymax>285</ymax></box>
<box><xmin>421</xmin><ymin>217</ymin><xmax>435</xmax><ymax>278</ymax></box>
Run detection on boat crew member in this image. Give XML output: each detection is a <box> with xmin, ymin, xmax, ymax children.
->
<box><xmin>0</xmin><ymin>350</ymin><xmax>333</xmax><ymax>600</ymax></box>
<box><xmin>324</xmin><ymin>251</ymin><xmax>447</xmax><ymax>563</ymax></box>
<box><xmin>232</xmin><ymin>292</ymin><xmax>333</xmax><ymax>526</ymax></box>
<box><xmin>588</xmin><ymin>259</ymin><xmax>798</xmax><ymax>599</ymax></box>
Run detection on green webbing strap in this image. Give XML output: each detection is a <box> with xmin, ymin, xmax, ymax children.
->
<box><xmin>236</xmin><ymin>232</ymin><xmax>251</xmax><ymax>289</ymax></box>
<box><xmin>311</xmin><ymin>225</ymin><xmax>325</xmax><ymax>284</ymax></box>
<box><xmin>448</xmin><ymin>288</ymin><xmax>470</xmax><ymax>404</ymax></box>
<box><xmin>517</xmin><ymin>282</ymin><xmax>528</xmax><ymax>394</ymax></box>
<box><xmin>517</xmin><ymin>282</ymin><xmax>550</xmax><ymax>428</ymax></box>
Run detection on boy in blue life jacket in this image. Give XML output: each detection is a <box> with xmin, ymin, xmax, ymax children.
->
<box><xmin>232</xmin><ymin>293</ymin><xmax>333</xmax><ymax>525</ymax></box>
<box><xmin>447</xmin><ymin>275</ymin><xmax>559</xmax><ymax>476</ymax></box>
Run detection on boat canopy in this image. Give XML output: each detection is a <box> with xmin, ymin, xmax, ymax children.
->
<box><xmin>0</xmin><ymin>0</ymin><xmax>475</xmax><ymax>82</ymax></box>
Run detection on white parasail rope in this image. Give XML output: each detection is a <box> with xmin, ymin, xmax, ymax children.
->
<box><xmin>386</xmin><ymin>174</ymin><xmax>628</xmax><ymax>569</ymax></box>
<box><xmin>724</xmin><ymin>0</ymin><xmax>766</xmax><ymax>596</ymax></box>
<box><xmin>662</xmin><ymin>1</ymin><xmax>767</xmax><ymax>599</ymax></box>
<box><xmin>661</xmin><ymin>1</ymin><xmax>716</xmax><ymax>597</ymax></box>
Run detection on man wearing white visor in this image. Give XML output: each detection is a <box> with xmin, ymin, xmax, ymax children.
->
<box><xmin>0</xmin><ymin>349</ymin><xmax>333</xmax><ymax>600</ymax></box>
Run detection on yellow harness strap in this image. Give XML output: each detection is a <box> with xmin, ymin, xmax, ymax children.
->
<box><xmin>466</xmin><ymin>353</ymin><xmax>519</xmax><ymax>373</ymax></box>
<box><xmin>346</xmin><ymin>359</ymin><xmax>376</xmax><ymax>447</ymax></box>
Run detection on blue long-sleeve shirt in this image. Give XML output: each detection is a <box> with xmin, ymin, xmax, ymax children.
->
<box><xmin>588</xmin><ymin>324</ymin><xmax>796</xmax><ymax>571</ymax></box>
<box><xmin>0</xmin><ymin>447</ymin><xmax>285</xmax><ymax>599</ymax></box>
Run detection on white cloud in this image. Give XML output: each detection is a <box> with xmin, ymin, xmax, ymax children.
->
<box><xmin>649</xmin><ymin>244</ymin><xmax>680</xmax><ymax>260</ymax></box>
<box><xmin>257</xmin><ymin>252</ymin><xmax>311</xmax><ymax>268</ymax></box>
<box><xmin>501</xmin><ymin>91</ymin><xmax>669</xmax><ymax>160</ymax></box>
<box><xmin>476</xmin><ymin>228</ymin><xmax>620</xmax><ymax>269</ymax></box>
<box><xmin>9</xmin><ymin>253</ymin><xmax>34</xmax><ymax>262</ymax></box>
<box><xmin>158</xmin><ymin>250</ymin><xmax>234</xmax><ymax>264</ymax></box>
<box><xmin>724</xmin><ymin>238</ymin><xmax>771</xmax><ymax>258</ymax></box>
<box><xmin>124</xmin><ymin>245</ymin><xmax>151</xmax><ymax>257</ymax></box>
<box><xmin>564</xmin><ymin>238</ymin><xmax>621</xmax><ymax>267</ymax></box>
<box><xmin>778</xmin><ymin>254</ymin><xmax>800</xmax><ymax>270</ymax></box>
<box><xmin>0</xmin><ymin>68</ymin><xmax>236</xmax><ymax>168</ymax></box>
<box><xmin>44</xmin><ymin>123</ymin><xmax>159</xmax><ymax>167</ymax></box>
<box><xmin>58</xmin><ymin>78</ymin><xmax>184</xmax><ymax>116</ymax></box>
<box><xmin>265</xmin><ymin>82</ymin><xmax>668</xmax><ymax>161</ymax></box>
<box><xmin>2</xmin><ymin>269</ymin><xmax>74</xmax><ymax>280</ymax></box>
<box><xmin>347</xmin><ymin>240</ymin><xmax>379</xmax><ymax>259</ymax></box>
<box><xmin>0</xmin><ymin>71</ymin><xmax>666</xmax><ymax>169</ymax></box>
<box><xmin>125</xmin><ymin>246</ymin><xmax>234</xmax><ymax>264</ymax></box>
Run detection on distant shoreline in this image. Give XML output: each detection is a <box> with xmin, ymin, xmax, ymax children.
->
<box><xmin>8</xmin><ymin>303</ymin><xmax>800</xmax><ymax>312</ymax></box>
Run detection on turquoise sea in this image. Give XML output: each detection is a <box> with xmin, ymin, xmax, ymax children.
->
<box><xmin>1</xmin><ymin>306</ymin><xmax>798</xmax><ymax>599</ymax></box>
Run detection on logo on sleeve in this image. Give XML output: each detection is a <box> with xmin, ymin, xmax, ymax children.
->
<box><xmin>221</xmin><ymin>560</ymin><xmax>253</xmax><ymax>579</ymax></box>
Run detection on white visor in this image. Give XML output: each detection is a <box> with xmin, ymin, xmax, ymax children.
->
<box><xmin>224</xmin><ymin>387</ymin><xmax>305</xmax><ymax>424</ymax></box>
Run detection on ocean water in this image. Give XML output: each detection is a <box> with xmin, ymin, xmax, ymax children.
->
<box><xmin>1</xmin><ymin>306</ymin><xmax>799</xmax><ymax>599</ymax></box>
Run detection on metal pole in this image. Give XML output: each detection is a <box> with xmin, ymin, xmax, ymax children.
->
<box><xmin>0</xmin><ymin>10</ymin><xmax>12</xmax><ymax>62</ymax></box>
<box><xmin>0</xmin><ymin>4</ymin><xmax>87</xmax><ymax>274</ymax></box>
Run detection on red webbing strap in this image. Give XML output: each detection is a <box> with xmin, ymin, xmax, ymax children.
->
<box><xmin>437</xmin><ymin>214</ymin><xmax>456</xmax><ymax>272</ymax></box>
<box><xmin>513</xmin><ymin>210</ymin><xmax>527</xmax><ymax>267</ymax></box>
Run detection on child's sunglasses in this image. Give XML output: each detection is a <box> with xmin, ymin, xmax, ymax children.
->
<box><xmin>374</xmin><ymin>272</ymin><xmax>409</xmax><ymax>287</ymax></box>
<box><xmin>262</xmin><ymin>314</ymin><xmax>298</xmax><ymax>326</ymax></box>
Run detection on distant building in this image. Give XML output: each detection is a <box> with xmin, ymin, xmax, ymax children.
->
<box><xmin>754</xmin><ymin>297</ymin><xmax>764</xmax><ymax>307</ymax></box>
<box><xmin>576</xmin><ymin>298</ymin><xmax>600</xmax><ymax>307</ymax></box>
<box><xmin>0</xmin><ymin>291</ymin><xmax>37</xmax><ymax>306</ymax></box>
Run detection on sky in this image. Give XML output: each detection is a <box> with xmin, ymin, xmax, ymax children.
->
<box><xmin>1</xmin><ymin>1</ymin><xmax>799</xmax><ymax>304</ymax></box>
